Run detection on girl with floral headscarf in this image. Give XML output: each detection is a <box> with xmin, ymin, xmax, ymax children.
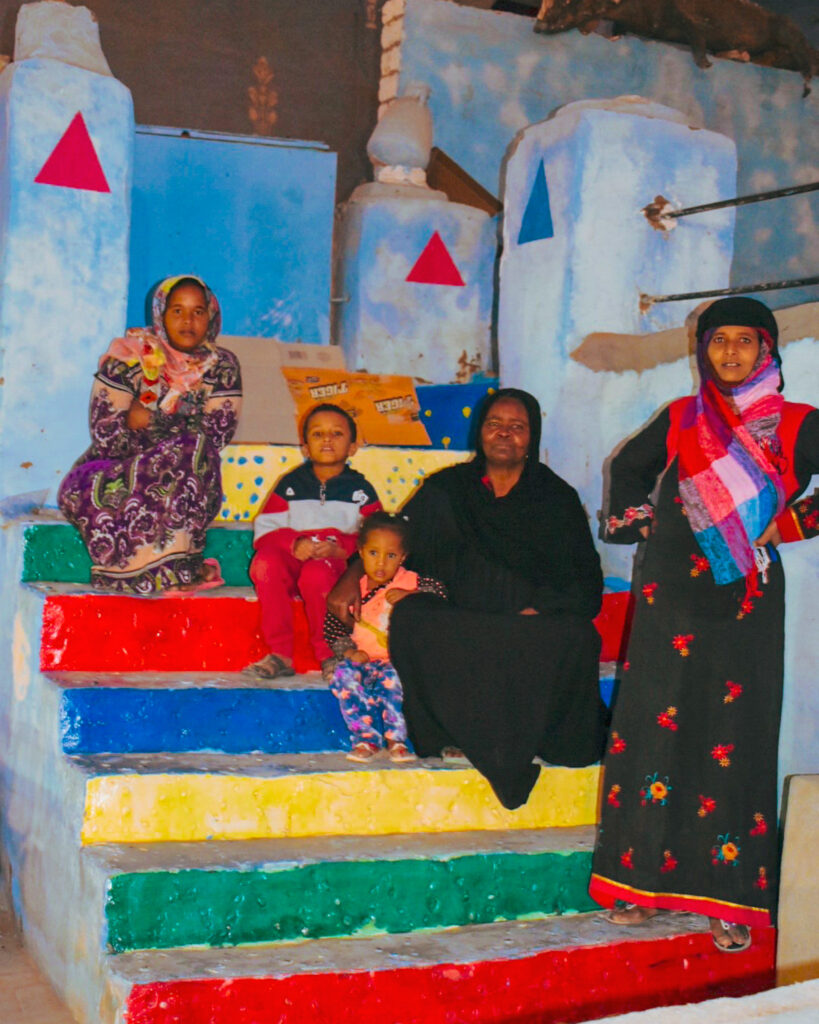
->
<box><xmin>590</xmin><ymin>297</ymin><xmax>818</xmax><ymax>952</ymax></box>
<box><xmin>58</xmin><ymin>275</ymin><xmax>242</xmax><ymax>594</ymax></box>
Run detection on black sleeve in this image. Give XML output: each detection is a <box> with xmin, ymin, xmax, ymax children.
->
<box><xmin>605</xmin><ymin>406</ymin><xmax>672</xmax><ymax>545</ymax></box>
<box><xmin>416</xmin><ymin>575</ymin><xmax>448</xmax><ymax>599</ymax></box>
<box><xmin>324</xmin><ymin>610</ymin><xmax>353</xmax><ymax>656</ymax></box>
<box><xmin>530</xmin><ymin>487</ymin><xmax>603</xmax><ymax>619</ymax></box>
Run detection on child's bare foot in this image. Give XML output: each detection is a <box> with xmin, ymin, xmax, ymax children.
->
<box><xmin>387</xmin><ymin>741</ymin><xmax>416</xmax><ymax>763</ymax></box>
<box><xmin>242</xmin><ymin>654</ymin><xmax>295</xmax><ymax>680</ymax></box>
<box><xmin>347</xmin><ymin>742</ymin><xmax>379</xmax><ymax>762</ymax></box>
<box><xmin>606</xmin><ymin>903</ymin><xmax>660</xmax><ymax>925</ymax></box>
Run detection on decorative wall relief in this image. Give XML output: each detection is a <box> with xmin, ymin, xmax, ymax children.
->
<box><xmin>248</xmin><ymin>56</ymin><xmax>278</xmax><ymax>136</ymax></box>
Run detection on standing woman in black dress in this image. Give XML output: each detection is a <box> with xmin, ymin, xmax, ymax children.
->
<box><xmin>590</xmin><ymin>297</ymin><xmax>819</xmax><ymax>951</ymax></box>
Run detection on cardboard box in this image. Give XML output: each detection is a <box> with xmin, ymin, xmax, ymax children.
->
<box><xmin>219</xmin><ymin>337</ymin><xmax>431</xmax><ymax>446</ymax></box>
<box><xmin>219</xmin><ymin>337</ymin><xmax>346</xmax><ymax>444</ymax></box>
<box><xmin>281</xmin><ymin>367</ymin><xmax>431</xmax><ymax>446</ymax></box>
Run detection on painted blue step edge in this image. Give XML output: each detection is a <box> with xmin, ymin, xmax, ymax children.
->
<box><xmin>59</xmin><ymin>687</ymin><xmax>349</xmax><ymax>755</ymax></box>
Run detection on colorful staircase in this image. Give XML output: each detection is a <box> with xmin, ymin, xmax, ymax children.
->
<box><xmin>0</xmin><ymin>519</ymin><xmax>776</xmax><ymax>1024</ymax></box>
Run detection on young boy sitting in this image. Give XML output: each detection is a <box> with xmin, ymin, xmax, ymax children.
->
<box><xmin>244</xmin><ymin>403</ymin><xmax>381</xmax><ymax>679</ymax></box>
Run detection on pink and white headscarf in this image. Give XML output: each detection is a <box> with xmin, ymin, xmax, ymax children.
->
<box><xmin>101</xmin><ymin>275</ymin><xmax>221</xmax><ymax>413</ymax></box>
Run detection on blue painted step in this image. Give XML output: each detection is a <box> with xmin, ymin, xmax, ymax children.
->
<box><xmin>54</xmin><ymin>672</ymin><xmax>348</xmax><ymax>755</ymax></box>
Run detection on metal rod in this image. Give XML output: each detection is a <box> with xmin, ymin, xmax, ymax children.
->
<box><xmin>669</xmin><ymin>181</ymin><xmax>819</xmax><ymax>219</ymax></box>
<box><xmin>641</xmin><ymin>275</ymin><xmax>819</xmax><ymax>307</ymax></box>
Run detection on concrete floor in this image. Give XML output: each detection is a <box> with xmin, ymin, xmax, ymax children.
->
<box><xmin>0</xmin><ymin>878</ymin><xmax>74</xmax><ymax>1024</ymax></box>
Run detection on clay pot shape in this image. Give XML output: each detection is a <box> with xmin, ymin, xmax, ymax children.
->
<box><xmin>367</xmin><ymin>82</ymin><xmax>433</xmax><ymax>171</ymax></box>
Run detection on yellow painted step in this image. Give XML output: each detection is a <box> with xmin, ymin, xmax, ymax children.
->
<box><xmin>81</xmin><ymin>764</ymin><xmax>600</xmax><ymax>845</ymax></box>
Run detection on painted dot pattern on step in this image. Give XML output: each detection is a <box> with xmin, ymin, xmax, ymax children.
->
<box><xmin>219</xmin><ymin>445</ymin><xmax>471</xmax><ymax>520</ymax></box>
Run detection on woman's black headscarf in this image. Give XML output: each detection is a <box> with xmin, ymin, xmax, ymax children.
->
<box><xmin>695</xmin><ymin>296</ymin><xmax>783</xmax><ymax>391</ymax></box>
<box><xmin>471</xmin><ymin>387</ymin><xmax>542</xmax><ymax>474</ymax></box>
<box><xmin>406</xmin><ymin>386</ymin><xmax>601</xmax><ymax>610</ymax></box>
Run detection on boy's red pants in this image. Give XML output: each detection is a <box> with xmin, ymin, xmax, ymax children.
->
<box><xmin>250</xmin><ymin>535</ymin><xmax>346</xmax><ymax>662</ymax></box>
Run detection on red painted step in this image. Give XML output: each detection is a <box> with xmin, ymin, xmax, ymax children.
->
<box><xmin>40</xmin><ymin>589</ymin><xmax>630</xmax><ymax>675</ymax></box>
<box><xmin>40</xmin><ymin>592</ymin><xmax>320</xmax><ymax>674</ymax></box>
<box><xmin>123</xmin><ymin>926</ymin><xmax>775</xmax><ymax>1024</ymax></box>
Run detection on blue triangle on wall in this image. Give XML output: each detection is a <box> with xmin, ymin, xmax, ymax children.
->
<box><xmin>518</xmin><ymin>160</ymin><xmax>554</xmax><ymax>244</ymax></box>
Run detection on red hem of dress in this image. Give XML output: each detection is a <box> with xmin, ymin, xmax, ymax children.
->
<box><xmin>589</xmin><ymin>874</ymin><xmax>771</xmax><ymax>929</ymax></box>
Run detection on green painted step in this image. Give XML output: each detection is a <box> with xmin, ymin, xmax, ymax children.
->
<box><xmin>22</xmin><ymin>523</ymin><xmax>253</xmax><ymax>586</ymax></box>
<box><xmin>98</xmin><ymin>830</ymin><xmax>597</xmax><ymax>952</ymax></box>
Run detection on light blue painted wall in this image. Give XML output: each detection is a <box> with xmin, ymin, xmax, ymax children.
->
<box><xmin>399</xmin><ymin>0</ymin><xmax>819</xmax><ymax>310</ymax></box>
<box><xmin>0</xmin><ymin>58</ymin><xmax>133</xmax><ymax>506</ymax></box>
<box><xmin>128</xmin><ymin>128</ymin><xmax>337</xmax><ymax>343</ymax></box>
<box><xmin>336</xmin><ymin>193</ymin><xmax>496</xmax><ymax>381</ymax></box>
<box><xmin>498</xmin><ymin>101</ymin><xmax>737</xmax><ymax>583</ymax></box>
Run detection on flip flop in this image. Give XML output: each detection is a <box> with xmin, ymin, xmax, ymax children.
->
<box><xmin>159</xmin><ymin>558</ymin><xmax>225</xmax><ymax>597</ymax></box>
<box><xmin>197</xmin><ymin>557</ymin><xmax>225</xmax><ymax>589</ymax></box>
<box><xmin>711</xmin><ymin>919</ymin><xmax>751</xmax><ymax>952</ymax></box>
<box><xmin>605</xmin><ymin>903</ymin><xmax>662</xmax><ymax>926</ymax></box>
<box><xmin>441</xmin><ymin>747</ymin><xmax>470</xmax><ymax>765</ymax></box>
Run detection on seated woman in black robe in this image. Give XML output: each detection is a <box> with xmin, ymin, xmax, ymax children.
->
<box><xmin>329</xmin><ymin>388</ymin><xmax>607</xmax><ymax>809</ymax></box>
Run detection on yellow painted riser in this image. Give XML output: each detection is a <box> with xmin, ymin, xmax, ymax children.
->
<box><xmin>81</xmin><ymin>766</ymin><xmax>601</xmax><ymax>845</ymax></box>
<box><xmin>219</xmin><ymin>445</ymin><xmax>470</xmax><ymax>520</ymax></box>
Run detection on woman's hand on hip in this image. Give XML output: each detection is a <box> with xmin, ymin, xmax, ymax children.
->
<box><xmin>755</xmin><ymin>521</ymin><xmax>782</xmax><ymax>548</ymax></box>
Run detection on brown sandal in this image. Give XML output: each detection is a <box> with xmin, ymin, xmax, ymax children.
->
<box><xmin>242</xmin><ymin>654</ymin><xmax>295</xmax><ymax>680</ymax></box>
<box><xmin>605</xmin><ymin>903</ymin><xmax>661</xmax><ymax>925</ymax></box>
<box><xmin>710</xmin><ymin>918</ymin><xmax>751</xmax><ymax>952</ymax></box>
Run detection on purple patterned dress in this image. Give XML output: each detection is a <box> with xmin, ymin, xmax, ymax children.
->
<box><xmin>58</xmin><ymin>275</ymin><xmax>242</xmax><ymax>594</ymax></box>
<box><xmin>58</xmin><ymin>349</ymin><xmax>241</xmax><ymax>593</ymax></box>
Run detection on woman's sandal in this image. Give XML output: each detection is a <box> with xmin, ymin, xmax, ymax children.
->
<box><xmin>710</xmin><ymin>918</ymin><xmax>751</xmax><ymax>953</ymax></box>
<box><xmin>441</xmin><ymin>747</ymin><xmax>470</xmax><ymax>765</ymax></box>
<box><xmin>242</xmin><ymin>654</ymin><xmax>296</xmax><ymax>680</ymax></box>
<box><xmin>605</xmin><ymin>903</ymin><xmax>661</xmax><ymax>926</ymax></box>
<box><xmin>161</xmin><ymin>558</ymin><xmax>225</xmax><ymax>597</ymax></box>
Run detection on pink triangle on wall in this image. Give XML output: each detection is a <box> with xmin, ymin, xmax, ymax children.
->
<box><xmin>34</xmin><ymin>112</ymin><xmax>111</xmax><ymax>193</ymax></box>
<box><xmin>406</xmin><ymin>231</ymin><xmax>465</xmax><ymax>286</ymax></box>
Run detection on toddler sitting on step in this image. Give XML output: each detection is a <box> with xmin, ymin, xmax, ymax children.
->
<box><xmin>324</xmin><ymin>512</ymin><xmax>446</xmax><ymax>762</ymax></box>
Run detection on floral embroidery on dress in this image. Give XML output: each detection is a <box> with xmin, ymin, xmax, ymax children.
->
<box><xmin>620</xmin><ymin>848</ymin><xmax>634</xmax><ymax>869</ymax></box>
<box><xmin>640</xmin><ymin>773</ymin><xmax>671</xmax><ymax>806</ymax></box>
<box><xmin>711</xmin><ymin>834</ymin><xmax>741</xmax><ymax>866</ymax></box>
<box><xmin>660</xmin><ymin>849</ymin><xmax>678</xmax><ymax>873</ymax></box>
<box><xmin>689</xmin><ymin>554</ymin><xmax>710</xmax><ymax>577</ymax></box>
<box><xmin>711</xmin><ymin>743</ymin><xmax>735</xmax><ymax>767</ymax></box>
<box><xmin>606</xmin><ymin>504</ymin><xmax>654</xmax><ymax>535</ymax></box>
<box><xmin>723</xmin><ymin>680</ymin><xmax>743</xmax><ymax>704</ymax></box>
<box><xmin>672</xmin><ymin>634</ymin><xmax>694</xmax><ymax>657</ymax></box>
<box><xmin>607</xmin><ymin>784</ymin><xmax>621</xmax><ymax>807</ymax></box>
<box><xmin>609</xmin><ymin>732</ymin><xmax>627</xmax><ymax>754</ymax></box>
<box><xmin>754</xmin><ymin>867</ymin><xmax>768</xmax><ymax>890</ymax></box>
<box><xmin>698</xmin><ymin>795</ymin><xmax>716</xmax><ymax>817</ymax></box>
<box><xmin>750</xmin><ymin>812</ymin><xmax>767</xmax><ymax>836</ymax></box>
<box><xmin>656</xmin><ymin>706</ymin><xmax>678</xmax><ymax>730</ymax></box>
<box><xmin>737</xmin><ymin>574</ymin><xmax>763</xmax><ymax>620</ymax></box>
<box><xmin>642</xmin><ymin>583</ymin><xmax>658</xmax><ymax>604</ymax></box>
